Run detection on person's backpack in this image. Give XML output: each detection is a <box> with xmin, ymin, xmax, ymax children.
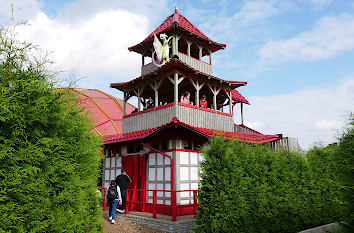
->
<box><xmin>107</xmin><ymin>183</ymin><xmax>118</xmax><ymax>200</ymax></box>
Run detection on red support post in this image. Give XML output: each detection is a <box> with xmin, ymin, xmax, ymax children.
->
<box><xmin>153</xmin><ymin>191</ymin><xmax>157</xmax><ymax>219</ymax></box>
<box><xmin>193</xmin><ymin>190</ymin><xmax>198</xmax><ymax>216</ymax></box>
<box><xmin>171</xmin><ymin>190</ymin><xmax>177</xmax><ymax>222</ymax></box>
<box><xmin>126</xmin><ymin>189</ymin><xmax>130</xmax><ymax>215</ymax></box>
<box><xmin>103</xmin><ymin>188</ymin><xmax>107</xmax><ymax>211</ymax></box>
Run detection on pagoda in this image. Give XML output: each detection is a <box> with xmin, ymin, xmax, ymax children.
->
<box><xmin>102</xmin><ymin>9</ymin><xmax>283</xmax><ymax>223</ymax></box>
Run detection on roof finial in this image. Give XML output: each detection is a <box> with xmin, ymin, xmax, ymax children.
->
<box><xmin>175</xmin><ymin>6</ymin><xmax>178</xmax><ymax>12</ymax></box>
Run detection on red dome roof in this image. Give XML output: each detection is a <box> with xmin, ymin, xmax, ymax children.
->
<box><xmin>72</xmin><ymin>88</ymin><xmax>135</xmax><ymax>136</ymax></box>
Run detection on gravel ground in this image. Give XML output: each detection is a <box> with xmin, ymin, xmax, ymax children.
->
<box><xmin>102</xmin><ymin>212</ymin><xmax>166</xmax><ymax>233</ymax></box>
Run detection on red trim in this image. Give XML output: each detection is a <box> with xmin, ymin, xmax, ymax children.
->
<box><xmin>155</xmin><ymin>102</ymin><xmax>174</xmax><ymax>110</ymax></box>
<box><xmin>217</xmin><ymin>111</ymin><xmax>232</xmax><ymax>117</ymax></box>
<box><xmin>147</xmin><ymin>148</ymin><xmax>201</xmax><ymax>154</ymax></box>
<box><xmin>199</xmin><ymin>107</ymin><xmax>216</xmax><ymax>113</ymax></box>
<box><xmin>178</xmin><ymin>102</ymin><xmax>198</xmax><ymax>109</ymax></box>
<box><xmin>123</xmin><ymin>112</ymin><xmax>137</xmax><ymax>118</ymax></box>
<box><xmin>138</xmin><ymin>108</ymin><xmax>154</xmax><ymax>114</ymax></box>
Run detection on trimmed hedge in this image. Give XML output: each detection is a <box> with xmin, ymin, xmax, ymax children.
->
<box><xmin>196</xmin><ymin>138</ymin><xmax>342</xmax><ymax>233</ymax></box>
<box><xmin>0</xmin><ymin>27</ymin><xmax>103</xmax><ymax>232</ymax></box>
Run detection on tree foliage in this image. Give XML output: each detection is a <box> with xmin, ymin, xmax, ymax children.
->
<box><xmin>196</xmin><ymin>137</ymin><xmax>343</xmax><ymax>233</ymax></box>
<box><xmin>0</xmin><ymin>25</ymin><xmax>103</xmax><ymax>232</ymax></box>
<box><xmin>334</xmin><ymin>114</ymin><xmax>354</xmax><ymax>232</ymax></box>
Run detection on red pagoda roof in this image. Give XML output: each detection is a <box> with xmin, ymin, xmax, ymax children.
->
<box><xmin>110</xmin><ymin>59</ymin><xmax>247</xmax><ymax>91</ymax></box>
<box><xmin>231</xmin><ymin>89</ymin><xmax>249</xmax><ymax>104</ymax></box>
<box><xmin>104</xmin><ymin>117</ymin><xmax>279</xmax><ymax>144</ymax></box>
<box><xmin>129</xmin><ymin>8</ymin><xmax>225</xmax><ymax>54</ymax></box>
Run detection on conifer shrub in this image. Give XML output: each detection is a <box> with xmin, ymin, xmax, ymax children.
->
<box><xmin>0</xmin><ymin>26</ymin><xmax>103</xmax><ymax>232</ymax></box>
<box><xmin>334</xmin><ymin>114</ymin><xmax>354</xmax><ymax>232</ymax></box>
<box><xmin>196</xmin><ymin>137</ymin><xmax>342</xmax><ymax>233</ymax></box>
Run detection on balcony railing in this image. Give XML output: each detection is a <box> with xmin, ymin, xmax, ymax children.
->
<box><xmin>122</xmin><ymin>102</ymin><xmax>233</xmax><ymax>133</ymax></box>
<box><xmin>177</xmin><ymin>52</ymin><xmax>213</xmax><ymax>75</ymax></box>
<box><xmin>141</xmin><ymin>52</ymin><xmax>213</xmax><ymax>76</ymax></box>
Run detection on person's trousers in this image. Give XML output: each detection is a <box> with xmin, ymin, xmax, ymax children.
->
<box><xmin>109</xmin><ymin>199</ymin><xmax>118</xmax><ymax>220</ymax></box>
<box><xmin>118</xmin><ymin>189</ymin><xmax>126</xmax><ymax>210</ymax></box>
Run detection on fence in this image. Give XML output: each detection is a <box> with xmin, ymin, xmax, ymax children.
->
<box><xmin>126</xmin><ymin>189</ymin><xmax>198</xmax><ymax>222</ymax></box>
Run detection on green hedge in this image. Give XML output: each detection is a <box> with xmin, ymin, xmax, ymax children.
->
<box><xmin>196</xmin><ymin>138</ymin><xmax>342</xmax><ymax>233</ymax></box>
<box><xmin>0</xmin><ymin>27</ymin><xmax>103</xmax><ymax>232</ymax></box>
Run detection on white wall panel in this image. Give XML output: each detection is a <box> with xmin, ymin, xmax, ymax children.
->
<box><xmin>105</xmin><ymin>170</ymin><xmax>110</xmax><ymax>180</ymax></box>
<box><xmin>110</xmin><ymin>170</ymin><xmax>116</xmax><ymax>180</ymax></box>
<box><xmin>149</xmin><ymin>168</ymin><xmax>156</xmax><ymax>181</ymax></box>
<box><xmin>180</xmin><ymin>167</ymin><xmax>189</xmax><ymax>181</ymax></box>
<box><xmin>149</xmin><ymin>153</ymin><xmax>156</xmax><ymax>165</ymax></box>
<box><xmin>164</xmin><ymin>167</ymin><xmax>171</xmax><ymax>181</ymax></box>
<box><xmin>111</xmin><ymin>157</ymin><xmax>116</xmax><ymax>167</ymax></box>
<box><xmin>156</xmin><ymin>154</ymin><xmax>163</xmax><ymax>165</ymax></box>
<box><xmin>180</xmin><ymin>152</ymin><xmax>189</xmax><ymax>164</ymax></box>
<box><xmin>180</xmin><ymin>199</ymin><xmax>190</xmax><ymax>204</ymax></box>
<box><xmin>116</xmin><ymin>169</ymin><xmax>121</xmax><ymax>176</ymax></box>
<box><xmin>156</xmin><ymin>168</ymin><xmax>163</xmax><ymax>181</ymax></box>
<box><xmin>180</xmin><ymin>183</ymin><xmax>189</xmax><ymax>197</ymax></box>
<box><xmin>191</xmin><ymin>167</ymin><xmax>198</xmax><ymax>180</ymax></box>
<box><xmin>105</xmin><ymin>159</ymin><xmax>110</xmax><ymax>168</ymax></box>
<box><xmin>148</xmin><ymin>183</ymin><xmax>155</xmax><ymax>196</ymax></box>
<box><xmin>191</xmin><ymin>183</ymin><xmax>199</xmax><ymax>190</ymax></box>
<box><xmin>116</xmin><ymin>157</ymin><xmax>122</xmax><ymax>167</ymax></box>
<box><xmin>164</xmin><ymin>156</ymin><xmax>171</xmax><ymax>165</ymax></box>
<box><xmin>157</xmin><ymin>183</ymin><xmax>163</xmax><ymax>197</ymax></box>
<box><xmin>165</xmin><ymin>200</ymin><xmax>171</xmax><ymax>205</ymax></box>
<box><xmin>190</xmin><ymin>152</ymin><xmax>198</xmax><ymax>165</ymax></box>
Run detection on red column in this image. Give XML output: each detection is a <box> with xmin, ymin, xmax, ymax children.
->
<box><xmin>153</xmin><ymin>191</ymin><xmax>157</xmax><ymax>219</ymax></box>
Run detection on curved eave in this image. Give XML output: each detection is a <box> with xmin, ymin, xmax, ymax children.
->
<box><xmin>128</xmin><ymin>24</ymin><xmax>226</xmax><ymax>56</ymax></box>
<box><xmin>110</xmin><ymin>59</ymin><xmax>247</xmax><ymax>92</ymax></box>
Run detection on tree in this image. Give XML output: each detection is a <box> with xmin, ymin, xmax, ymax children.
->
<box><xmin>335</xmin><ymin>113</ymin><xmax>354</xmax><ymax>232</ymax></box>
<box><xmin>0</xmin><ymin>24</ymin><xmax>103</xmax><ymax>232</ymax></box>
<box><xmin>196</xmin><ymin>137</ymin><xmax>342</xmax><ymax>233</ymax></box>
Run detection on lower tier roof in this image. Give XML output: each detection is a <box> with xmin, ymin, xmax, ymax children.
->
<box><xmin>104</xmin><ymin>117</ymin><xmax>279</xmax><ymax>145</ymax></box>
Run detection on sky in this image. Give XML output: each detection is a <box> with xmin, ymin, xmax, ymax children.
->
<box><xmin>1</xmin><ymin>0</ymin><xmax>353</xmax><ymax>149</ymax></box>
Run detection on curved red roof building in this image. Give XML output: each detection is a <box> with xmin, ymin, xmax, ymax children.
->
<box><xmin>71</xmin><ymin>88</ymin><xmax>135</xmax><ymax>136</ymax></box>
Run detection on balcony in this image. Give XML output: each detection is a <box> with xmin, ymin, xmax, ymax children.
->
<box><xmin>122</xmin><ymin>102</ymin><xmax>233</xmax><ymax>133</ymax></box>
<box><xmin>141</xmin><ymin>52</ymin><xmax>213</xmax><ymax>76</ymax></box>
<box><xmin>177</xmin><ymin>52</ymin><xmax>213</xmax><ymax>75</ymax></box>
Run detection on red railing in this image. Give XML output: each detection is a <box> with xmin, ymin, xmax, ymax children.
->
<box><xmin>125</xmin><ymin>189</ymin><xmax>198</xmax><ymax>222</ymax></box>
<box><xmin>123</xmin><ymin>102</ymin><xmax>232</xmax><ymax>119</ymax></box>
<box><xmin>98</xmin><ymin>187</ymin><xmax>107</xmax><ymax>211</ymax></box>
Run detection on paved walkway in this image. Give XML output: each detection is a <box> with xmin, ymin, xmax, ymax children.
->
<box><xmin>102</xmin><ymin>211</ymin><xmax>166</xmax><ymax>233</ymax></box>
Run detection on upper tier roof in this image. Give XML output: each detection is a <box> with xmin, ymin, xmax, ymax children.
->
<box><xmin>129</xmin><ymin>8</ymin><xmax>226</xmax><ymax>55</ymax></box>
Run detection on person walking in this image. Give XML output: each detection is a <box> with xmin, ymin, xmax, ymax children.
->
<box><xmin>106</xmin><ymin>180</ymin><xmax>122</xmax><ymax>224</ymax></box>
<box><xmin>115</xmin><ymin>169</ymin><xmax>132</xmax><ymax>213</ymax></box>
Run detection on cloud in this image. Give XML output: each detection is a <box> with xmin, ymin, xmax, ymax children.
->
<box><xmin>239</xmin><ymin>77</ymin><xmax>354</xmax><ymax>149</ymax></box>
<box><xmin>0</xmin><ymin>0</ymin><xmax>42</xmax><ymax>25</ymax></box>
<box><xmin>16</xmin><ymin>10</ymin><xmax>149</xmax><ymax>81</ymax></box>
<box><xmin>257</xmin><ymin>14</ymin><xmax>354</xmax><ymax>64</ymax></box>
<box><xmin>300</xmin><ymin>0</ymin><xmax>333</xmax><ymax>9</ymax></box>
<box><xmin>314</xmin><ymin>120</ymin><xmax>341</xmax><ymax>130</ymax></box>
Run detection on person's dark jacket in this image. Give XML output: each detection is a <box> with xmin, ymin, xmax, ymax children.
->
<box><xmin>115</xmin><ymin>174</ymin><xmax>132</xmax><ymax>190</ymax></box>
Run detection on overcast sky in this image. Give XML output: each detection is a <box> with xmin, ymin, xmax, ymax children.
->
<box><xmin>1</xmin><ymin>0</ymin><xmax>353</xmax><ymax>149</ymax></box>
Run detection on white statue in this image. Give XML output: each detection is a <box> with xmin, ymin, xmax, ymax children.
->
<box><xmin>152</xmin><ymin>33</ymin><xmax>172</xmax><ymax>66</ymax></box>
